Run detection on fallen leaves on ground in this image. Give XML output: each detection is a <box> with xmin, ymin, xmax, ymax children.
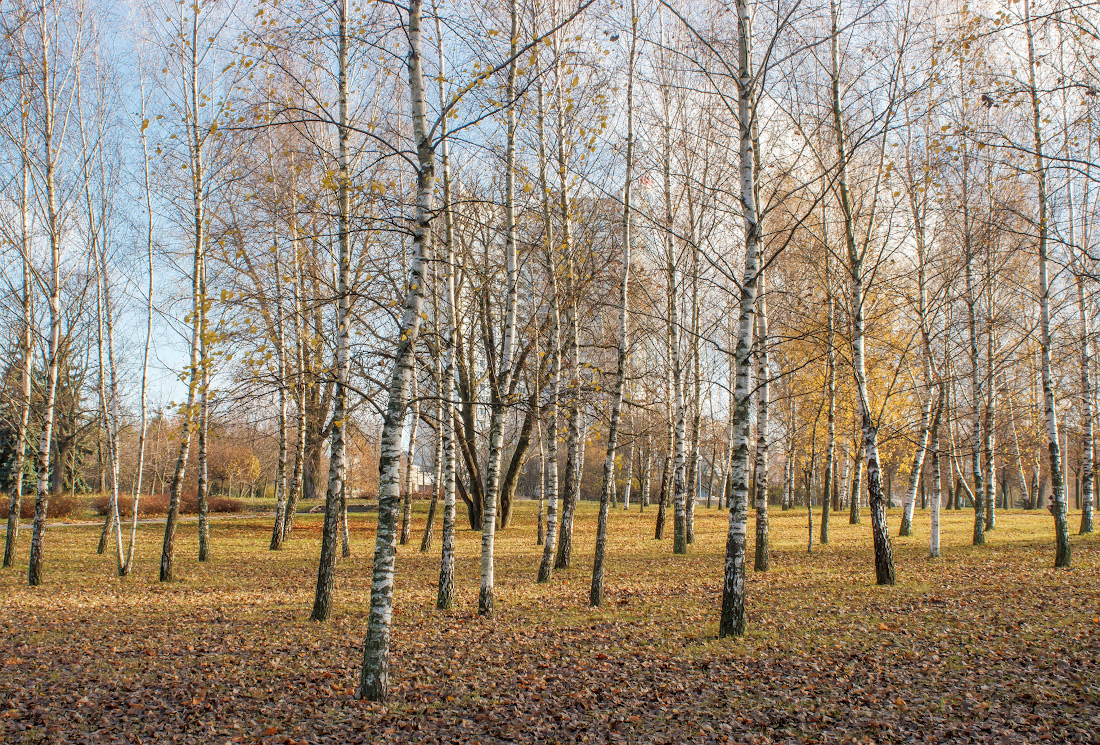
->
<box><xmin>1</xmin><ymin>503</ymin><xmax>1097</xmax><ymax>744</ymax></box>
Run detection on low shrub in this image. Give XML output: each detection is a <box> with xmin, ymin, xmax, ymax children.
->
<box><xmin>207</xmin><ymin>497</ymin><xmax>244</xmax><ymax>513</ymax></box>
<box><xmin>0</xmin><ymin>495</ymin><xmax>78</xmax><ymax>520</ymax></box>
<box><xmin>93</xmin><ymin>493</ymin><xmax>244</xmax><ymax>517</ymax></box>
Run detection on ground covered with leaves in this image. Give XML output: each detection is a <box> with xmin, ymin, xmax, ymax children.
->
<box><xmin>1</xmin><ymin>501</ymin><xmax>1098</xmax><ymax>744</ymax></box>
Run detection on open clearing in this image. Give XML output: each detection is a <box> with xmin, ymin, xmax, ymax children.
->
<box><xmin>1</xmin><ymin>503</ymin><xmax>1098</xmax><ymax>744</ymax></box>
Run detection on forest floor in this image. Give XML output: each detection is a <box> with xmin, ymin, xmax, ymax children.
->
<box><xmin>1</xmin><ymin>501</ymin><xmax>1098</xmax><ymax>744</ymax></box>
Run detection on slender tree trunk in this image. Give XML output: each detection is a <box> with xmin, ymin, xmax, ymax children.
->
<box><xmin>434</xmin><ymin>6</ymin><xmax>458</xmax><ymax>603</ymax></box>
<box><xmin>4</xmin><ymin>90</ymin><xmax>33</xmax><ymax>571</ymax></box>
<box><xmin>964</xmin><ymin>190</ymin><xmax>986</xmax><ymax>545</ymax></box>
<box><xmin>1024</xmin><ymin>0</ymin><xmax>1069</xmax><ymax>567</ymax></box>
<box><xmin>196</xmin><ymin>272</ymin><xmax>210</xmax><ymax>562</ymax></box>
<box><xmin>1079</xmin><ymin>278</ymin><xmax>1095</xmax><ymax>534</ymax></box>
<box><xmin>821</xmin><ymin>250</ymin><xmax>835</xmax><ymax>546</ymax></box>
<box><xmin>29</xmin><ymin>186</ymin><xmax>60</xmax><ymax>588</ymax></box>
<box><xmin>312</xmin><ymin>0</ymin><xmax>352</xmax><ymax>620</ymax></box>
<box><xmin>838</xmin><ymin>456</ymin><xmax>850</xmax><ymax>513</ymax></box>
<box><xmin>655</xmin><ymin>455</ymin><xmax>670</xmax><ymax>538</ymax></box>
<box><xmin>900</xmin><ymin>189</ymin><xmax>934</xmax><ymax>537</ymax></box>
<box><xmin>754</xmin><ymin>273</ymin><xmax>770</xmax><ymax>572</ymax></box>
<box><xmin>849</xmin><ymin>440</ymin><xmax>863</xmax><ymax>523</ymax></box>
<box><xmin>123</xmin><ymin>85</ymin><xmax>156</xmax><ymax>575</ymax></box>
<box><xmin>1007</xmin><ymin>390</ymin><xmax>1030</xmax><ymax>511</ymax></box>
<box><xmin>685</xmin><ymin>217</ymin><xmax>701</xmax><ymax>546</ymax></box>
<box><xmin>929</xmin><ymin>384</ymin><xmax>944</xmax><ymax>557</ymax></box>
<box><xmin>554</xmin><ymin>101</ymin><xmax>582</xmax><ymax>573</ymax></box>
<box><xmin>665</xmin><ymin>155</ymin><xmax>687</xmax><ymax>556</ymax></box>
<box><xmin>783</xmin><ymin>394</ymin><xmax>796</xmax><ymax>512</ymax></box>
<box><xmin>807</xmin><ymin>404</ymin><xmax>822</xmax><ymax>554</ymax></box>
<box><xmin>83</xmin><ymin>103</ymin><xmax>125</xmax><ymax>572</ymax></box>
<box><xmin>400</xmin><ymin>375</ymin><xmax>420</xmax><ymax>546</ymax></box>
<box><xmin>983</xmin><ymin>245</ymin><xmax>997</xmax><ymax>531</ymax></box>
<box><xmin>705</xmin><ymin>446</ymin><xmax>716</xmax><ymax>509</ymax></box>
<box><xmin>590</xmin><ymin>2</ymin><xmax>635</xmax><ymax>606</ymax></box>
<box><xmin>281</xmin><ymin>233</ymin><xmax>307</xmax><ymax>543</ymax></box>
<box><xmin>340</xmin><ymin>429</ymin><xmax>351</xmax><ymax>559</ymax></box>
<box><xmin>358</xmin><ymin>0</ymin><xmax>434</xmax><ymax>700</ymax></box>
<box><xmin>422</xmin><ymin>281</ymin><xmax>445</xmax><ymax>553</ymax></box>
<box><xmin>622</xmin><ymin>427</ymin><xmax>634</xmax><ymax>511</ymax></box>
<box><xmin>534</xmin><ymin>33</ymin><xmax>563</xmax><ymax>583</ymax></box>
<box><xmin>1071</xmin><ymin>135</ymin><xmax>1095</xmax><ymax>533</ymax></box>
<box><xmin>536</xmin><ymin>415</ymin><xmax>546</xmax><ymax>545</ymax></box>
<box><xmin>830</xmin><ymin>0</ymin><xmax>894</xmax><ymax>584</ymax></box>
<box><xmin>718</xmin><ymin>444</ymin><xmax>730</xmax><ymax>513</ymax></box>
<box><xmin>160</xmin><ymin>9</ymin><xmax>206</xmax><ymax>583</ymax></box>
<box><xmin>270</xmin><ymin>225</ymin><xmax>289</xmax><ymax>550</ymax></box>
<box><xmin>782</xmin><ymin>446</ymin><xmax>792</xmax><ymax>512</ymax></box>
<box><xmin>476</xmin><ymin>0</ymin><xmax>521</xmax><ymax>616</ymax></box>
<box><xmin>83</xmin><ymin>96</ymin><xmax>124</xmax><ymax>568</ymax></box>
<box><xmin>719</xmin><ymin>0</ymin><xmax>762</xmax><ymax>637</ymax></box>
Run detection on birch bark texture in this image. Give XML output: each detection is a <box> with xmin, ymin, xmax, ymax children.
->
<box><xmin>719</xmin><ymin>0</ymin><xmax>762</xmax><ymax>638</ymax></box>
<box><xmin>1024</xmin><ymin>0</ymin><xmax>1070</xmax><ymax>567</ymax></box>
<box><xmin>4</xmin><ymin>73</ymin><xmax>33</xmax><ymax>571</ymax></box>
<box><xmin>160</xmin><ymin>5</ymin><xmax>207</xmax><ymax>583</ymax></box>
<box><xmin>358</xmin><ymin>0</ymin><xmax>433</xmax><ymax>700</ymax></box>
<box><xmin>829</xmin><ymin>0</ymin><xmax>895</xmax><ymax>585</ymax></box>
<box><xmin>311</xmin><ymin>0</ymin><xmax>352</xmax><ymax>620</ymax></box>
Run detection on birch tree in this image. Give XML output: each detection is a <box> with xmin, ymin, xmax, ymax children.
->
<box><xmin>590</xmin><ymin>0</ymin><xmax>636</xmax><ymax>607</ymax></box>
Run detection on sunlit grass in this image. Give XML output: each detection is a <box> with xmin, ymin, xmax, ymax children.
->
<box><xmin>1</xmin><ymin>500</ymin><xmax>1096</xmax><ymax>742</ymax></box>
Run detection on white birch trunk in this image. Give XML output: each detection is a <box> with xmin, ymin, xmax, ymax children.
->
<box><xmin>4</xmin><ymin>80</ymin><xmax>33</xmax><ymax>571</ymax></box>
<box><xmin>753</xmin><ymin>272</ymin><xmax>770</xmax><ymax>572</ymax></box>
<box><xmin>719</xmin><ymin>0</ymin><xmax>761</xmax><ymax>636</ymax></box>
<box><xmin>900</xmin><ymin>170</ymin><xmax>934</xmax><ymax>538</ymax></box>
<box><xmin>554</xmin><ymin>52</ymin><xmax>582</xmax><ymax>572</ymax></box>
<box><xmin>270</xmin><ymin>213</ymin><xmax>290</xmax><ymax>550</ymax></box>
<box><xmin>929</xmin><ymin>384</ymin><xmax>945</xmax><ymax>558</ymax></box>
<box><xmin>821</xmin><ymin>247</ymin><xmax>835</xmax><ymax>546</ymax></box>
<box><xmin>830</xmin><ymin>0</ymin><xmax>894</xmax><ymax>584</ymax></box>
<box><xmin>433</xmin><ymin>0</ymin><xmax>459</xmax><ymax>605</ymax></box>
<box><xmin>123</xmin><ymin>70</ymin><xmax>156</xmax><ymax>575</ymax></box>
<box><xmin>358</xmin><ymin>0</ymin><xmax>435</xmax><ymax>699</ymax></box>
<box><xmin>590</xmin><ymin>0</ymin><xmax>636</xmax><ymax>605</ymax></box>
<box><xmin>160</xmin><ymin>7</ymin><xmax>206</xmax><ymax>582</ymax></box>
<box><xmin>1024</xmin><ymin>0</ymin><xmax>1069</xmax><ymax>567</ymax></box>
<box><xmin>622</xmin><ymin>436</ymin><xmax>634</xmax><ymax>511</ymax></box>
<box><xmin>400</xmin><ymin>374</ymin><xmax>420</xmax><ymax>546</ymax></box>
<box><xmin>311</xmin><ymin>0</ymin><xmax>352</xmax><ymax>619</ymax></box>
<box><xmin>534</xmin><ymin>29</ymin><xmax>563</xmax><ymax>582</ymax></box>
<box><xmin>477</xmin><ymin>0</ymin><xmax>521</xmax><ymax>616</ymax></box>
<box><xmin>29</xmin><ymin>11</ymin><xmax>71</xmax><ymax>587</ymax></box>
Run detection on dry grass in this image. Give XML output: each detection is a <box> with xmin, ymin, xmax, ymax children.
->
<box><xmin>0</xmin><ymin>501</ymin><xmax>1097</xmax><ymax>743</ymax></box>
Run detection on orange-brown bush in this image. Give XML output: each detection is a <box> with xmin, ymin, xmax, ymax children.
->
<box><xmin>0</xmin><ymin>495</ymin><xmax>78</xmax><ymax>520</ymax></box>
<box><xmin>92</xmin><ymin>493</ymin><xmax>244</xmax><ymax>517</ymax></box>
